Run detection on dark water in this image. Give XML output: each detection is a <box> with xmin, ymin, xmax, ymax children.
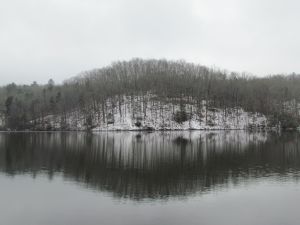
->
<box><xmin>1</xmin><ymin>131</ymin><xmax>300</xmax><ymax>225</ymax></box>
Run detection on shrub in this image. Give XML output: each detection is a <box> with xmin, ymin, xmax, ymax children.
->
<box><xmin>173</xmin><ymin>110</ymin><xmax>189</xmax><ymax>123</ymax></box>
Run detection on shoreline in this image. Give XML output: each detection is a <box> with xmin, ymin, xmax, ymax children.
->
<box><xmin>0</xmin><ymin>128</ymin><xmax>282</xmax><ymax>133</ymax></box>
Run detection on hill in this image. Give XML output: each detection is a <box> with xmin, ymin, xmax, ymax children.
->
<box><xmin>0</xmin><ymin>58</ymin><xmax>299</xmax><ymax>130</ymax></box>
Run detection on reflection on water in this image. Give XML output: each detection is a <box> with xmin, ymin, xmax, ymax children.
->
<box><xmin>0</xmin><ymin>131</ymin><xmax>300</xmax><ymax>200</ymax></box>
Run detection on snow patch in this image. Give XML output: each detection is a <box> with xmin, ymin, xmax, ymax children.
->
<box><xmin>31</xmin><ymin>95</ymin><xmax>268</xmax><ymax>131</ymax></box>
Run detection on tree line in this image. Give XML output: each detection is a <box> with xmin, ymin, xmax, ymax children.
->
<box><xmin>0</xmin><ymin>58</ymin><xmax>300</xmax><ymax>130</ymax></box>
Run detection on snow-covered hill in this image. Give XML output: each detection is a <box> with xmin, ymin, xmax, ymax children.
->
<box><xmin>28</xmin><ymin>95</ymin><xmax>269</xmax><ymax>131</ymax></box>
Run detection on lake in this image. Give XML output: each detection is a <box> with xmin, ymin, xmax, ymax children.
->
<box><xmin>0</xmin><ymin>131</ymin><xmax>300</xmax><ymax>225</ymax></box>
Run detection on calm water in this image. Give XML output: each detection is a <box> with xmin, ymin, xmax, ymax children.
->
<box><xmin>1</xmin><ymin>131</ymin><xmax>300</xmax><ymax>225</ymax></box>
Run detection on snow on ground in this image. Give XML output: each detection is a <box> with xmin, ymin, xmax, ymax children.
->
<box><xmin>0</xmin><ymin>113</ymin><xmax>4</xmax><ymax>129</ymax></box>
<box><xmin>30</xmin><ymin>95</ymin><xmax>268</xmax><ymax>131</ymax></box>
<box><xmin>91</xmin><ymin>96</ymin><xmax>268</xmax><ymax>131</ymax></box>
<box><xmin>91</xmin><ymin>108</ymin><xmax>267</xmax><ymax>131</ymax></box>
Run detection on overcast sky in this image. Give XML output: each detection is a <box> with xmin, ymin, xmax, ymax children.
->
<box><xmin>1</xmin><ymin>0</ymin><xmax>300</xmax><ymax>85</ymax></box>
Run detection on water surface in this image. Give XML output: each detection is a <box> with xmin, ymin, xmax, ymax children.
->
<box><xmin>0</xmin><ymin>131</ymin><xmax>300</xmax><ymax>225</ymax></box>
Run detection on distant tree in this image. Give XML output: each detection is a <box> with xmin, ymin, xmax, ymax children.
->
<box><xmin>48</xmin><ymin>79</ymin><xmax>55</xmax><ymax>90</ymax></box>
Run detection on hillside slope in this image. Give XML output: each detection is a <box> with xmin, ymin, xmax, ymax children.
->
<box><xmin>25</xmin><ymin>95</ymin><xmax>268</xmax><ymax>131</ymax></box>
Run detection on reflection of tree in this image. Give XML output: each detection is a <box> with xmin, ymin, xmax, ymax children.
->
<box><xmin>0</xmin><ymin>131</ymin><xmax>299</xmax><ymax>200</ymax></box>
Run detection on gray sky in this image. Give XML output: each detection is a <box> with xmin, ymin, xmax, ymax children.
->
<box><xmin>1</xmin><ymin>0</ymin><xmax>300</xmax><ymax>85</ymax></box>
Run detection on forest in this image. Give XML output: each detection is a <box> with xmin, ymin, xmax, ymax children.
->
<box><xmin>0</xmin><ymin>58</ymin><xmax>300</xmax><ymax>130</ymax></box>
